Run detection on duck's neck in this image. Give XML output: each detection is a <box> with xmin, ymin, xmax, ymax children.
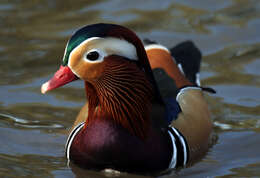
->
<box><xmin>84</xmin><ymin>58</ymin><xmax>155</xmax><ymax>139</ymax></box>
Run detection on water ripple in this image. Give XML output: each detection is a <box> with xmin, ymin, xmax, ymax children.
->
<box><xmin>0</xmin><ymin>113</ymin><xmax>64</xmax><ymax>129</ymax></box>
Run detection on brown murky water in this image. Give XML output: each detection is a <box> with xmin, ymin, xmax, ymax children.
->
<box><xmin>1</xmin><ymin>0</ymin><xmax>260</xmax><ymax>177</ymax></box>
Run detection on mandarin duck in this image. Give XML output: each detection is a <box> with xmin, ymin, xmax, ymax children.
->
<box><xmin>41</xmin><ymin>23</ymin><xmax>214</xmax><ymax>172</ymax></box>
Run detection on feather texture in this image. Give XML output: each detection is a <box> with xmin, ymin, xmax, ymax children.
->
<box><xmin>85</xmin><ymin>56</ymin><xmax>154</xmax><ymax>139</ymax></box>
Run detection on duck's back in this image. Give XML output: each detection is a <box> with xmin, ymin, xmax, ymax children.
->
<box><xmin>145</xmin><ymin>40</ymin><xmax>201</xmax><ymax>98</ymax></box>
<box><xmin>145</xmin><ymin>41</ymin><xmax>213</xmax><ymax>163</ymax></box>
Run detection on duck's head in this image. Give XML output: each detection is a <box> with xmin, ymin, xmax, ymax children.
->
<box><xmin>41</xmin><ymin>23</ymin><xmax>163</xmax><ymax>138</ymax></box>
<box><xmin>42</xmin><ymin>23</ymin><xmax>158</xmax><ymax>94</ymax></box>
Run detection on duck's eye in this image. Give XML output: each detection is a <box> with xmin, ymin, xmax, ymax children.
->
<box><xmin>86</xmin><ymin>51</ymin><xmax>99</xmax><ymax>61</ymax></box>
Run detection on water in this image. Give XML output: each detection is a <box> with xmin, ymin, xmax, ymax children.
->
<box><xmin>0</xmin><ymin>0</ymin><xmax>260</xmax><ymax>177</ymax></box>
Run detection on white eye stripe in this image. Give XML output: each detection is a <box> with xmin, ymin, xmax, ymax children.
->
<box><xmin>83</xmin><ymin>49</ymin><xmax>107</xmax><ymax>63</ymax></box>
<box><xmin>68</xmin><ymin>37</ymin><xmax>138</xmax><ymax>65</ymax></box>
<box><xmin>68</xmin><ymin>37</ymin><xmax>101</xmax><ymax>64</ymax></box>
<box><xmin>99</xmin><ymin>38</ymin><xmax>138</xmax><ymax>60</ymax></box>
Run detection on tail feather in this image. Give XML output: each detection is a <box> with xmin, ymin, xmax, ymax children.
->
<box><xmin>170</xmin><ymin>41</ymin><xmax>201</xmax><ymax>86</ymax></box>
<box><xmin>144</xmin><ymin>39</ymin><xmax>216</xmax><ymax>94</ymax></box>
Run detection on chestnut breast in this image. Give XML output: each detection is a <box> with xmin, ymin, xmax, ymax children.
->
<box><xmin>69</xmin><ymin>119</ymin><xmax>172</xmax><ymax>172</ymax></box>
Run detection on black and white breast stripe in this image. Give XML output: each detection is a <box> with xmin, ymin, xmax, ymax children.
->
<box><xmin>65</xmin><ymin>122</ymin><xmax>189</xmax><ymax>168</ymax></box>
<box><xmin>168</xmin><ymin>126</ymin><xmax>189</xmax><ymax>168</ymax></box>
<box><xmin>65</xmin><ymin>122</ymin><xmax>85</xmax><ymax>160</ymax></box>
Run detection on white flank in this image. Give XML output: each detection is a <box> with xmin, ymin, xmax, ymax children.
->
<box><xmin>176</xmin><ymin>86</ymin><xmax>202</xmax><ymax>102</ymax></box>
